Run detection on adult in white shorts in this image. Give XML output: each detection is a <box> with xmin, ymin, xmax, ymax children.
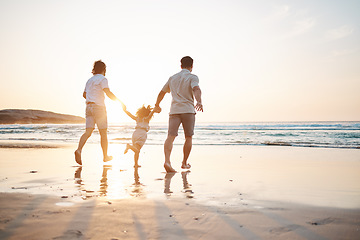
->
<box><xmin>75</xmin><ymin>60</ymin><xmax>119</xmax><ymax>165</ymax></box>
<box><xmin>154</xmin><ymin>56</ymin><xmax>203</xmax><ymax>172</ymax></box>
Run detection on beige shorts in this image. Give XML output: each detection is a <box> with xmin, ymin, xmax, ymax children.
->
<box><xmin>168</xmin><ymin>113</ymin><xmax>195</xmax><ymax>137</ymax></box>
<box><xmin>85</xmin><ymin>104</ymin><xmax>108</xmax><ymax>129</ymax></box>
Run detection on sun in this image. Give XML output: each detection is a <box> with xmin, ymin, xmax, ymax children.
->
<box><xmin>106</xmin><ymin>100</ymin><xmax>129</xmax><ymax>124</ymax></box>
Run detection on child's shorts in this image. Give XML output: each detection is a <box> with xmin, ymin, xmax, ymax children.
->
<box><xmin>132</xmin><ymin>129</ymin><xmax>147</xmax><ymax>148</ymax></box>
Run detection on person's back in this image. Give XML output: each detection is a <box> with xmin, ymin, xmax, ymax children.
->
<box><xmin>154</xmin><ymin>56</ymin><xmax>203</xmax><ymax>173</ymax></box>
<box><xmin>165</xmin><ymin>69</ymin><xmax>199</xmax><ymax>115</ymax></box>
<box><xmin>75</xmin><ymin>60</ymin><xmax>119</xmax><ymax>165</ymax></box>
<box><xmin>85</xmin><ymin>74</ymin><xmax>108</xmax><ymax>106</ymax></box>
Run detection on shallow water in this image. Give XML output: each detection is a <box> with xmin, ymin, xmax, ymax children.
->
<box><xmin>0</xmin><ymin>121</ymin><xmax>360</xmax><ymax>149</ymax></box>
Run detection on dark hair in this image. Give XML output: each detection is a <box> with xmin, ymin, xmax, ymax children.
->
<box><xmin>136</xmin><ymin>105</ymin><xmax>153</xmax><ymax>119</ymax></box>
<box><xmin>92</xmin><ymin>60</ymin><xmax>106</xmax><ymax>74</ymax></box>
<box><xmin>181</xmin><ymin>56</ymin><xmax>193</xmax><ymax>68</ymax></box>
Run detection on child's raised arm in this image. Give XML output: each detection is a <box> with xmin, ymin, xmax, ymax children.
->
<box><xmin>122</xmin><ymin>103</ymin><xmax>137</xmax><ymax>121</ymax></box>
<box><xmin>145</xmin><ymin>108</ymin><xmax>159</xmax><ymax>122</ymax></box>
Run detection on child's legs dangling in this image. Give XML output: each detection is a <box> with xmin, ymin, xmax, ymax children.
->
<box><xmin>127</xmin><ymin>130</ymin><xmax>147</xmax><ymax>167</ymax></box>
<box><xmin>133</xmin><ymin>144</ymin><xmax>141</xmax><ymax>167</ymax></box>
<box><xmin>124</xmin><ymin>143</ymin><xmax>140</xmax><ymax>154</ymax></box>
<box><xmin>124</xmin><ymin>143</ymin><xmax>142</xmax><ymax>167</ymax></box>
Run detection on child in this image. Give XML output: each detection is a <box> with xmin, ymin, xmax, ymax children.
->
<box><xmin>122</xmin><ymin>104</ymin><xmax>158</xmax><ymax>167</ymax></box>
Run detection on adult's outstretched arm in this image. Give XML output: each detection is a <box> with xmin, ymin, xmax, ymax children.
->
<box><xmin>154</xmin><ymin>90</ymin><xmax>167</xmax><ymax>112</ymax></box>
<box><xmin>103</xmin><ymin>88</ymin><xmax>118</xmax><ymax>101</ymax></box>
<box><xmin>193</xmin><ymin>86</ymin><xmax>203</xmax><ymax>112</ymax></box>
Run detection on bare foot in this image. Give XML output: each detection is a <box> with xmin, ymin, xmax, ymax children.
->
<box><xmin>164</xmin><ymin>162</ymin><xmax>176</xmax><ymax>173</ymax></box>
<box><xmin>181</xmin><ymin>163</ymin><xmax>191</xmax><ymax>169</ymax></box>
<box><xmin>103</xmin><ymin>156</ymin><xmax>113</xmax><ymax>162</ymax></box>
<box><xmin>74</xmin><ymin>150</ymin><xmax>82</xmax><ymax>165</ymax></box>
<box><xmin>124</xmin><ymin>144</ymin><xmax>130</xmax><ymax>154</ymax></box>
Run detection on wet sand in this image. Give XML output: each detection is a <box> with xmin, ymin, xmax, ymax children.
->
<box><xmin>0</xmin><ymin>143</ymin><xmax>360</xmax><ymax>239</ymax></box>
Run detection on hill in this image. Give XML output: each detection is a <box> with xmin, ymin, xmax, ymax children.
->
<box><xmin>0</xmin><ymin>109</ymin><xmax>85</xmax><ymax>124</ymax></box>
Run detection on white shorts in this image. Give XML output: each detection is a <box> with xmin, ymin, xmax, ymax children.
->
<box><xmin>85</xmin><ymin>104</ymin><xmax>108</xmax><ymax>129</ymax></box>
<box><xmin>132</xmin><ymin>129</ymin><xmax>147</xmax><ymax>149</ymax></box>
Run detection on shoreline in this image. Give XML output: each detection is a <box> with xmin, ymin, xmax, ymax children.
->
<box><xmin>1</xmin><ymin>121</ymin><xmax>359</xmax><ymax>150</ymax></box>
<box><xmin>0</xmin><ymin>139</ymin><xmax>359</xmax><ymax>150</ymax></box>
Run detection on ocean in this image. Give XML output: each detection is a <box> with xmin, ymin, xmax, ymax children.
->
<box><xmin>0</xmin><ymin>122</ymin><xmax>359</xmax><ymax>149</ymax></box>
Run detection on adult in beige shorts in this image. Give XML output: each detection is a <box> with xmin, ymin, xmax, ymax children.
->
<box><xmin>75</xmin><ymin>60</ymin><xmax>119</xmax><ymax>165</ymax></box>
<box><xmin>154</xmin><ymin>56</ymin><xmax>203</xmax><ymax>172</ymax></box>
<box><xmin>85</xmin><ymin>103</ymin><xmax>108</xmax><ymax>130</ymax></box>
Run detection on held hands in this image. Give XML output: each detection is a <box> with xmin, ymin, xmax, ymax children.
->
<box><xmin>153</xmin><ymin>106</ymin><xmax>162</xmax><ymax>113</ymax></box>
<box><xmin>116</xmin><ymin>99</ymin><xmax>127</xmax><ymax>111</ymax></box>
<box><xmin>195</xmin><ymin>102</ymin><xmax>203</xmax><ymax>112</ymax></box>
<box><xmin>121</xmin><ymin>102</ymin><xmax>127</xmax><ymax>111</ymax></box>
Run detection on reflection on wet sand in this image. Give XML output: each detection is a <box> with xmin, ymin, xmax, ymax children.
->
<box><xmin>74</xmin><ymin>163</ymin><xmax>194</xmax><ymax>200</ymax></box>
<box><xmin>99</xmin><ymin>165</ymin><xmax>111</xmax><ymax>196</ymax></box>
<box><xmin>181</xmin><ymin>171</ymin><xmax>194</xmax><ymax>198</ymax></box>
<box><xmin>129</xmin><ymin>166</ymin><xmax>145</xmax><ymax>198</ymax></box>
<box><xmin>164</xmin><ymin>171</ymin><xmax>194</xmax><ymax>198</ymax></box>
<box><xmin>74</xmin><ymin>166</ymin><xmax>94</xmax><ymax>200</ymax></box>
<box><xmin>164</xmin><ymin>173</ymin><xmax>175</xmax><ymax>195</ymax></box>
<box><xmin>74</xmin><ymin>164</ymin><xmax>145</xmax><ymax>200</ymax></box>
<box><xmin>74</xmin><ymin>167</ymin><xmax>87</xmax><ymax>199</ymax></box>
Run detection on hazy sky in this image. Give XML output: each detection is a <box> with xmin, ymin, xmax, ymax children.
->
<box><xmin>0</xmin><ymin>0</ymin><xmax>359</xmax><ymax>123</ymax></box>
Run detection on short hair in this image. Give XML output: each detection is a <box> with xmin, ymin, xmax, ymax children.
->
<box><xmin>181</xmin><ymin>56</ymin><xmax>193</xmax><ymax>68</ymax></box>
<box><xmin>92</xmin><ymin>60</ymin><xmax>106</xmax><ymax>74</ymax></box>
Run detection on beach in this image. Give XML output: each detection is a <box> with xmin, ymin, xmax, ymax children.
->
<box><xmin>0</xmin><ymin>143</ymin><xmax>359</xmax><ymax>239</ymax></box>
<box><xmin>1</xmin><ymin>0</ymin><xmax>360</xmax><ymax>238</ymax></box>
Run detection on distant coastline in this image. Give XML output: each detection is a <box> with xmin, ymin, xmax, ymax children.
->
<box><xmin>0</xmin><ymin>109</ymin><xmax>85</xmax><ymax>124</ymax></box>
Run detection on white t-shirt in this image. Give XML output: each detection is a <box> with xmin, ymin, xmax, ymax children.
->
<box><xmin>162</xmin><ymin>69</ymin><xmax>199</xmax><ymax>115</ymax></box>
<box><xmin>84</xmin><ymin>74</ymin><xmax>109</xmax><ymax>106</ymax></box>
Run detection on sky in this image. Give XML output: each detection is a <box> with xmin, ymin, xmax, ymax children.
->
<box><xmin>0</xmin><ymin>0</ymin><xmax>359</xmax><ymax>123</ymax></box>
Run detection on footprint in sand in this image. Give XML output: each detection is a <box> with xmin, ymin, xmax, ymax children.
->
<box><xmin>269</xmin><ymin>224</ymin><xmax>302</xmax><ymax>234</ymax></box>
<box><xmin>53</xmin><ymin>230</ymin><xmax>83</xmax><ymax>239</ymax></box>
<box><xmin>307</xmin><ymin>217</ymin><xmax>336</xmax><ymax>226</ymax></box>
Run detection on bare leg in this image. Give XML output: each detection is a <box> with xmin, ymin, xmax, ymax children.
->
<box><xmin>124</xmin><ymin>143</ymin><xmax>141</xmax><ymax>167</ymax></box>
<box><xmin>99</xmin><ymin>129</ymin><xmax>113</xmax><ymax>162</ymax></box>
<box><xmin>164</xmin><ymin>135</ymin><xmax>176</xmax><ymax>172</ymax></box>
<box><xmin>75</xmin><ymin>128</ymin><xmax>94</xmax><ymax>165</ymax></box>
<box><xmin>134</xmin><ymin>151</ymin><xmax>140</xmax><ymax>168</ymax></box>
<box><xmin>181</xmin><ymin>136</ymin><xmax>192</xmax><ymax>169</ymax></box>
<box><xmin>124</xmin><ymin>143</ymin><xmax>130</xmax><ymax>154</ymax></box>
